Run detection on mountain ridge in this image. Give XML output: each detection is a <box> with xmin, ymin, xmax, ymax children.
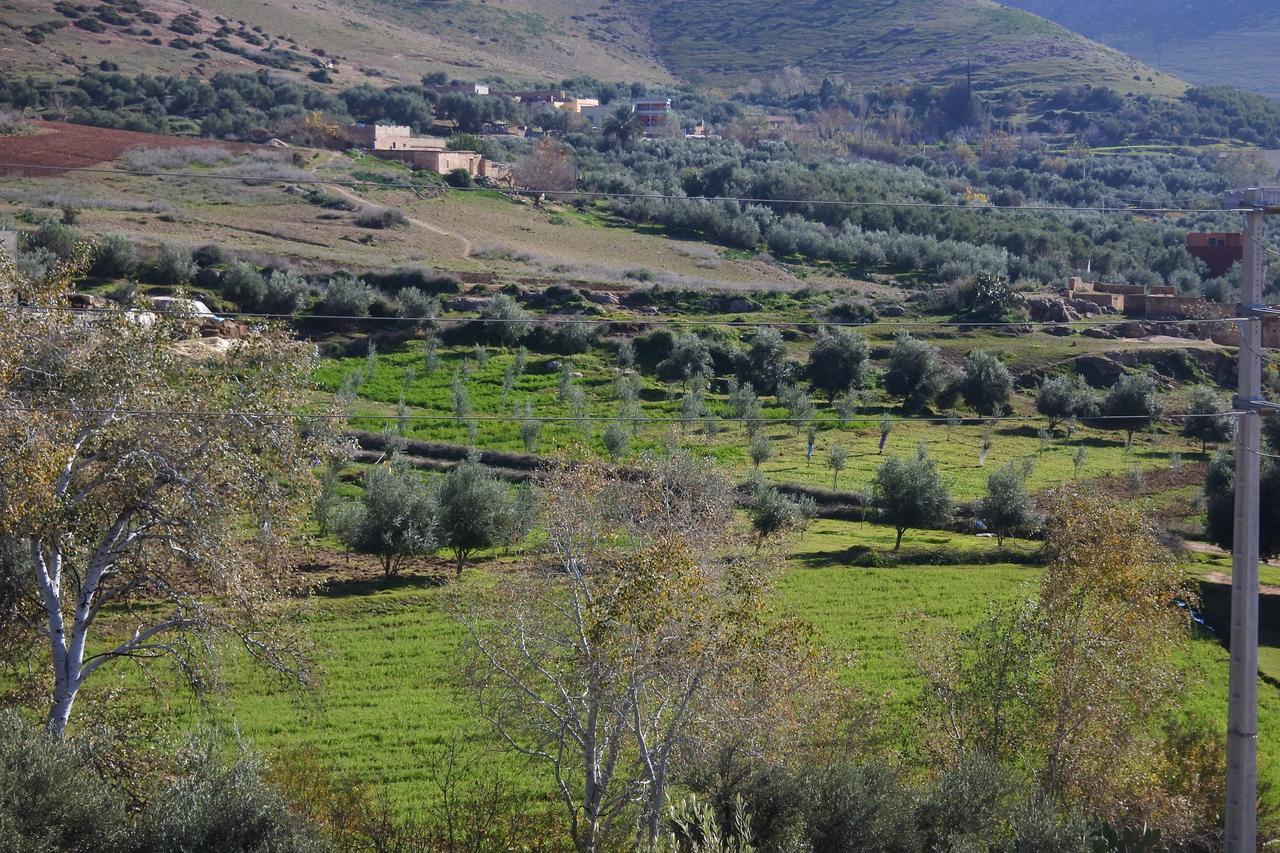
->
<box><xmin>999</xmin><ymin>0</ymin><xmax>1280</xmax><ymax>97</ymax></box>
<box><xmin>2</xmin><ymin>0</ymin><xmax>1185</xmax><ymax>99</ymax></box>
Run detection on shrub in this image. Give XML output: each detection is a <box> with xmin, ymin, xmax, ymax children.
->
<box><xmin>397</xmin><ymin>287</ymin><xmax>440</xmax><ymax>323</ymax></box>
<box><xmin>952</xmin><ymin>271</ymin><xmax>1024</xmax><ymax>322</ymax></box>
<box><xmin>364</xmin><ymin>266</ymin><xmax>460</xmax><ymax>295</ymax></box>
<box><xmin>633</xmin><ymin>328</ymin><xmax>676</xmax><ymax>370</ymax></box>
<box><xmin>134</xmin><ymin>747</ymin><xmax>329</xmax><ymax>853</ymax></box>
<box><xmin>31</xmin><ymin>220</ymin><xmax>80</xmax><ymax>257</ymax></box>
<box><xmin>91</xmin><ymin>233</ymin><xmax>138</xmax><ymax>278</ymax></box>
<box><xmin>354</xmin><ymin>206</ymin><xmax>407</xmax><ymax>229</ymax></box>
<box><xmin>444</xmin><ymin>168</ymin><xmax>473</xmax><ymax>188</ymax></box>
<box><xmin>318</xmin><ymin>275</ymin><xmax>373</xmax><ymax>318</ymax></box>
<box><xmin>478</xmin><ymin>294</ymin><xmax>530</xmax><ymax>346</ymax></box>
<box><xmin>0</xmin><ymin>710</ymin><xmax>130</xmax><ymax>852</ymax></box>
<box><xmin>262</xmin><ymin>269</ymin><xmax>308</xmax><ymax>314</ymax></box>
<box><xmin>122</xmin><ymin>146</ymin><xmax>234</xmax><ymax>170</ymax></box>
<box><xmin>220</xmin><ymin>260</ymin><xmax>267</xmax><ymax>309</ymax></box>
<box><xmin>657</xmin><ymin>334</ymin><xmax>713</xmax><ymax>384</ymax></box>
<box><xmin>147</xmin><ymin>243</ymin><xmax>197</xmax><ymax>284</ymax></box>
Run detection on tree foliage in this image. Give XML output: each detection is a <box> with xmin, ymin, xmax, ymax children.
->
<box><xmin>917</xmin><ymin>486</ymin><xmax>1198</xmax><ymax>836</ymax></box>
<box><xmin>435</xmin><ymin>457</ymin><xmax>519</xmax><ymax>576</ymax></box>
<box><xmin>457</xmin><ymin>455</ymin><xmax>839</xmax><ymax>852</ymax></box>
<box><xmin>1204</xmin><ymin>452</ymin><xmax>1280</xmax><ymax>560</ymax></box>
<box><xmin>735</xmin><ymin>327</ymin><xmax>793</xmax><ymax>397</ymax></box>
<box><xmin>872</xmin><ymin>446</ymin><xmax>952</xmax><ymax>550</ymax></box>
<box><xmin>1181</xmin><ymin>386</ymin><xmax>1235</xmax><ymax>453</ymax></box>
<box><xmin>1097</xmin><ymin>374</ymin><xmax>1162</xmax><ymax>443</ymax></box>
<box><xmin>805</xmin><ymin>328</ymin><xmax>870</xmax><ymax>403</ymax></box>
<box><xmin>334</xmin><ymin>461</ymin><xmax>437</xmax><ymax>578</ymax></box>
<box><xmin>0</xmin><ymin>247</ymin><xmax>320</xmax><ymax>738</ymax></box>
<box><xmin>1036</xmin><ymin>376</ymin><xmax>1095</xmax><ymax>432</ymax></box>
<box><xmin>957</xmin><ymin>350</ymin><xmax>1013</xmax><ymax>417</ymax></box>
<box><xmin>976</xmin><ymin>461</ymin><xmax>1040</xmax><ymax>545</ymax></box>
<box><xmin>883</xmin><ymin>333</ymin><xmax>945</xmax><ymax>413</ymax></box>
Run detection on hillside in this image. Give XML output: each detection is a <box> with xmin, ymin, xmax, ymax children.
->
<box><xmin>636</xmin><ymin>0</ymin><xmax>1183</xmax><ymax>95</ymax></box>
<box><xmin>2</xmin><ymin>0</ymin><xmax>1182</xmax><ymax>96</ymax></box>
<box><xmin>1001</xmin><ymin>0</ymin><xmax>1280</xmax><ymax>97</ymax></box>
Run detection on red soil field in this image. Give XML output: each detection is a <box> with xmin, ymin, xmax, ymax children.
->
<box><xmin>0</xmin><ymin>121</ymin><xmax>248</xmax><ymax>175</ymax></box>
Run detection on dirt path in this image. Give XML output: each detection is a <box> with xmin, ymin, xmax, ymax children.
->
<box><xmin>1205</xmin><ymin>571</ymin><xmax>1280</xmax><ymax>595</ymax></box>
<box><xmin>314</xmin><ymin>153</ymin><xmax>473</xmax><ymax>259</ymax></box>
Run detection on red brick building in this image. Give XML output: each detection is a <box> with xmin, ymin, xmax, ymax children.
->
<box><xmin>1187</xmin><ymin>232</ymin><xmax>1244</xmax><ymax>278</ymax></box>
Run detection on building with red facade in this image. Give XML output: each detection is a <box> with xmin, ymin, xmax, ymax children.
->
<box><xmin>1187</xmin><ymin>232</ymin><xmax>1244</xmax><ymax>278</ymax></box>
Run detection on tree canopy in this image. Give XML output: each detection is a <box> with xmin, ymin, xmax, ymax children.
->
<box><xmin>872</xmin><ymin>446</ymin><xmax>952</xmax><ymax>550</ymax></box>
<box><xmin>0</xmin><ymin>246</ymin><xmax>321</xmax><ymax>738</ymax></box>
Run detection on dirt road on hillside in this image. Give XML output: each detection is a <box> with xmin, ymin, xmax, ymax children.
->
<box><xmin>315</xmin><ymin>155</ymin><xmax>473</xmax><ymax>259</ymax></box>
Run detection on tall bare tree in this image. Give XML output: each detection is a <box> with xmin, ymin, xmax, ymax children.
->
<box><xmin>456</xmin><ymin>454</ymin><xmax>836</xmax><ymax>852</ymax></box>
<box><xmin>0</xmin><ymin>247</ymin><xmax>323</xmax><ymax>738</ymax></box>
<box><xmin>512</xmin><ymin>138</ymin><xmax>579</xmax><ymax>195</ymax></box>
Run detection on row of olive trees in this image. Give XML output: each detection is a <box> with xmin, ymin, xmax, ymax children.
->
<box><xmin>323</xmin><ymin>455</ymin><xmax>531</xmax><ymax>577</ymax></box>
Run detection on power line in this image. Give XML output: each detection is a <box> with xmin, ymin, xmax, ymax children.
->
<box><xmin>0</xmin><ymin>405</ymin><xmax>1249</xmax><ymax>424</ymax></box>
<box><xmin>0</xmin><ymin>161</ymin><xmax>1247</xmax><ymax>216</ymax></box>
<box><xmin>25</xmin><ymin>303</ymin><xmax>1257</xmax><ymax>331</ymax></box>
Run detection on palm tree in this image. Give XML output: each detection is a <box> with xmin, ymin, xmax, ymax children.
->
<box><xmin>602</xmin><ymin>105</ymin><xmax>644</xmax><ymax>148</ymax></box>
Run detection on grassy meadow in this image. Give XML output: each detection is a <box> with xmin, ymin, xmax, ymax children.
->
<box><xmin>316</xmin><ymin>339</ymin><xmax>1212</xmax><ymax>502</ymax></box>
<box><xmin>81</xmin><ymin>517</ymin><xmax>1280</xmax><ymax>813</ymax></box>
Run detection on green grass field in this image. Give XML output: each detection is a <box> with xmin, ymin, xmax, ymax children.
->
<box><xmin>316</xmin><ymin>340</ymin><xmax>1207</xmax><ymax>502</ymax></box>
<box><xmin>82</xmin><ymin>517</ymin><xmax>1280</xmax><ymax>812</ymax></box>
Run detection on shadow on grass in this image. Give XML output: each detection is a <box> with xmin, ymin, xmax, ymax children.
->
<box><xmin>791</xmin><ymin>543</ymin><xmax>1043</xmax><ymax>570</ymax></box>
<box><xmin>313</xmin><ymin>572</ymin><xmax>449</xmax><ymax>598</ymax></box>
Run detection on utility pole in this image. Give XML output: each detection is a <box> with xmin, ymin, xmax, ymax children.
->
<box><xmin>1225</xmin><ymin>186</ymin><xmax>1279</xmax><ymax>852</ymax></box>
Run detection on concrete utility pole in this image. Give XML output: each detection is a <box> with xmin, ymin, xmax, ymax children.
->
<box><xmin>1225</xmin><ymin>186</ymin><xmax>1280</xmax><ymax>852</ymax></box>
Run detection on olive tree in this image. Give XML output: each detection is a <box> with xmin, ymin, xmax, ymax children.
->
<box><xmin>736</xmin><ymin>327</ymin><xmax>793</xmax><ymax>397</ymax></box>
<box><xmin>1181</xmin><ymin>386</ymin><xmax>1235</xmax><ymax>454</ymax></box>
<box><xmin>334</xmin><ymin>462</ymin><xmax>438</xmax><ymax>578</ymax></box>
<box><xmin>1204</xmin><ymin>452</ymin><xmax>1280</xmax><ymax>560</ymax></box>
<box><xmin>1035</xmin><ymin>376</ymin><xmax>1095</xmax><ymax>433</ymax></box>
<box><xmin>872</xmin><ymin>446</ymin><xmax>952</xmax><ymax>550</ymax></box>
<box><xmin>883</xmin><ymin>333</ymin><xmax>946</xmax><ymax>413</ymax></box>
<box><xmin>657</xmin><ymin>333</ymin><xmax>713</xmax><ymax>386</ymax></box>
<box><xmin>1098</xmin><ymin>374</ymin><xmax>1162</xmax><ymax>445</ymax></box>
<box><xmin>747</xmin><ymin>484</ymin><xmax>814</xmax><ymax>551</ymax></box>
<box><xmin>957</xmin><ymin>350</ymin><xmax>1013</xmax><ymax>417</ymax></box>
<box><xmin>805</xmin><ymin>328</ymin><xmax>870</xmax><ymax>403</ymax></box>
<box><xmin>436</xmin><ymin>457</ymin><xmax>520</xmax><ymax>576</ymax></box>
<box><xmin>0</xmin><ymin>248</ymin><xmax>321</xmax><ymax>738</ymax></box>
<box><xmin>976</xmin><ymin>461</ymin><xmax>1040</xmax><ymax>546</ymax></box>
<box><xmin>479</xmin><ymin>294</ymin><xmax>530</xmax><ymax>347</ymax></box>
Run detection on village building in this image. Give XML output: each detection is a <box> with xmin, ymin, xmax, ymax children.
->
<box><xmin>342</xmin><ymin>123</ymin><xmax>508</xmax><ymax>181</ymax></box>
<box><xmin>558</xmin><ymin>97</ymin><xmax>600</xmax><ymax>114</ymax></box>
<box><xmin>1186</xmin><ymin>232</ymin><xmax>1244</xmax><ymax>278</ymax></box>
<box><xmin>1067</xmin><ymin>277</ymin><xmax>1280</xmax><ymax>348</ymax></box>
<box><xmin>633</xmin><ymin>98</ymin><xmax>672</xmax><ymax>128</ymax></box>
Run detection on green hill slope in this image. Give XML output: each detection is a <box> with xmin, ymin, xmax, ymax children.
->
<box><xmin>1001</xmin><ymin>0</ymin><xmax>1280</xmax><ymax>97</ymax></box>
<box><xmin>636</xmin><ymin>0</ymin><xmax>1183</xmax><ymax>95</ymax></box>
<box><xmin>5</xmin><ymin>0</ymin><xmax>1182</xmax><ymax>97</ymax></box>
